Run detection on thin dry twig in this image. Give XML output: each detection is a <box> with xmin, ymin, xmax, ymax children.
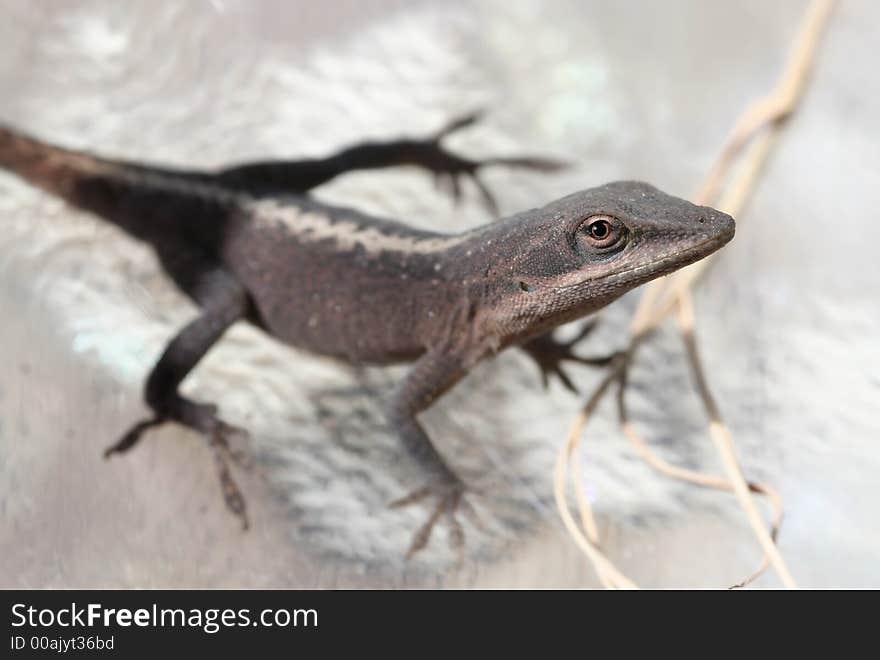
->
<box><xmin>554</xmin><ymin>358</ymin><xmax>635</xmax><ymax>589</ymax></box>
<box><xmin>571</xmin><ymin>444</ymin><xmax>601</xmax><ymax>545</ymax></box>
<box><xmin>697</xmin><ymin>0</ymin><xmax>837</xmax><ymax>207</ymax></box>
<box><xmin>616</xmin><ymin>354</ymin><xmax>783</xmax><ymax>588</ymax></box>
<box><xmin>554</xmin><ymin>0</ymin><xmax>836</xmax><ymax>588</ymax></box>
<box><xmin>676</xmin><ymin>290</ymin><xmax>795</xmax><ymax>587</ymax></box>
<box><xmin>635</xmin><ymin>0</ymin><xmax>837</xmax><ymax>331</ymax></box>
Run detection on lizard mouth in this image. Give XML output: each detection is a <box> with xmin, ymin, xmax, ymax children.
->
<box><xmin>554</xmin><ymin>230</ymin><xmax>733</xmax><ymax>293</ymax></box>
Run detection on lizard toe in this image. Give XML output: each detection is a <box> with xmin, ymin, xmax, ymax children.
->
<box><xmin>392</xmin><ymin>480</ymin><xmax>477</xmax><ymax>561</ymax></box>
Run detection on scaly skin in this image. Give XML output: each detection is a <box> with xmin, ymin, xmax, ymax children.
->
<box><xmin>0</xmin><ymin>115</ymin><xmax>734</xmax><ymax>557</ymax></box>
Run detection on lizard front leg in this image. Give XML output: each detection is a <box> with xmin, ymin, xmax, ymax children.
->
<box><xmin>387</xmin><ymin>345</ymin><xmax>482</xmax><ymax>560</ymax></box>
<box><xmin>104</xmin><ymin>268</ymin><xmax>253</xmax><ymax>529</ymax></box>
<box><xmin>519</xmin><ymin>319</ymin><xmax>616</xmax><ymax>393</ymax></box>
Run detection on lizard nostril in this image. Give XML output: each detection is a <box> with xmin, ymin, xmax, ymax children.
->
<box><xmin>699</xmin><ymin>216</ymin><xmax>706</xmax><ymax>224</ymax></box>
<box><xmin>519</xmin><ymin>281</ymin><xmax>531</xmax><ymax>292</ymax></box>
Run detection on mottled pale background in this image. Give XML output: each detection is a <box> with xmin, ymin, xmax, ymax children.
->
<box><xmin>0</xmin><ymin>0</ymin><xmax>877</xmax><ymax>587</ymax></box>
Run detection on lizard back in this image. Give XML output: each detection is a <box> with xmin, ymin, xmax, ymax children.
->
<box><xmin>0</xmin><ymin>125</ymin><xmax>475</xmax><ymax>363</ymax></box>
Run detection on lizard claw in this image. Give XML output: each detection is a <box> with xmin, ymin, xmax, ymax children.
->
<box><xmin>209</xmin><ymin>424</ymin><xmax>251</xmax><ymax>531</ymax></box>
<box><xmin>520</xmin><ymin>320</ymin><xmax>615</xmax><ymax>393</ymax></box>
<box><xmin>209</xmin><ymin>419</ymin><xmax>254</xmax><ymax>471</ymax></box>
<box><xmin>104</xmin><ymin>416</ymin><xmax>164</xmax><ymax>457</ymax></box>
<box><xmin>420</xmin><ymin>111</ymin><xmax>569</xmax><ymax>218</ymax></box>
<box><xmin>432</xmin><ymin>110</ymin><xmax>484</xmax><ymax>140</ymax></box>
<box><xmin>201</xmin><ymin>415</ymin><xmax>252</xmax><ymax>530</ymax></box>
<box><xmin>105</xmin><ymin>406</ymin><xmax>252</xmax><ymax>530</ymax></box>
<box><xmin>390</xmin><ymin>478</ymin><xmax>479</xmax><ymax>563</ymax></box>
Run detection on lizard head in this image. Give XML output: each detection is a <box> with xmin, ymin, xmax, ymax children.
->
<box><xmin>484</xmin><ymin>180</ymin><xmax>735</xmax><ymax>337</ymax></box>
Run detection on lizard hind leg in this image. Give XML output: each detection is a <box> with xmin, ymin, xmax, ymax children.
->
<box><xmin>104</xmin><ymin>269</ymin><xmax>253</xmax><ymax>529</ymax></box>
<box><xmin>214</xmin><ymin>111</ymin><xmax>567</xmax><ymax>217</ymax></box>
<box><xmin>105</xmin><ymin>399</ymin><xmax>252</xmax><ymax>529</ymax></box>
<box><xmin>424</xmin><ymin>111</ymin><xmax>570</xmax><ymax>217</ymax></box>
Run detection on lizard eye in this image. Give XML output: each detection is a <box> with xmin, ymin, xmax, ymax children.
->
<box><xmin>588</xmin><ymin>220</ymin><xmax>611</xmax><ymax>240</ymax></box>
<box><xmin>580</xmin><ymin>215</ymin><xmax>625</xmax><ymax>249</ymax></box>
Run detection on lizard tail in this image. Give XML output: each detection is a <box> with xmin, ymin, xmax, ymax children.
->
<box><xmin>0</xmin><ymin>125</ymin><xmax>111</xmax><ymax>203</ymax></box>
<box><xmin>0</xmin><ymin>125</ymin><xmax>234</xmax><ymax>251</ymax></box>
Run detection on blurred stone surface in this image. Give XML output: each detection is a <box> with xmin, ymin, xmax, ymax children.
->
<box><xmin>1</xmin><ymin>0</ymin><xmax>877</xmax><ymax>587</ymax></box>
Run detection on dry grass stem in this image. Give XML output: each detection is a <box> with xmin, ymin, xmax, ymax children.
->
<box><xmin>554</xmin><ymin>0</ymin><xmax>835</xmax><ymax>588</ymax></box>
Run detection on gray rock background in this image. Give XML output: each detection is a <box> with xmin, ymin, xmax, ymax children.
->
<box><xmin>0</xmin><ymin>0</ymin><xmax>877</xmax><ymax>587</ymax></box>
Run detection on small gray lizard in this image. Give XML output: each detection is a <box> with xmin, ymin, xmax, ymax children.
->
<box><xmin>0</xmin><ymin>114</ymin><xmax>734</xmax><ymax>557</ymax></box>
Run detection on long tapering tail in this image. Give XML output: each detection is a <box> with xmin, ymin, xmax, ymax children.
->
<box><xmin>0</xmin><ymin>125</ymin><xmax>115</xmax><ymax>202</ymax></box>
<box><xmin>0</xmin><ymin>125</ymin><xmax>238</xmax><ymax>249</ymax></box>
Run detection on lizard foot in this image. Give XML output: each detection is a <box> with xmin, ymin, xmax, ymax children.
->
<box><xmin>390</xmin><ymin>479</ymin><xmax>483</xmax><ymax>563</ymax></box>
<box><xmin>207</xmin><ymin>419</ymin><xmax>251</xmax><ymax>531</ymax></box>
<box><xmin>520</xmin><ymin>320</ymin><xmax>616</xmax><ymax>393</ymax></box>
<box><xmin>420</xmin><ymin>111</ymin><xmax>568</xmax><ymax>217</ymax></box>
<box><xmin>105</xmin><ymin>404</ymin><xmax>252</xmax><ymax>530</ymax></box>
